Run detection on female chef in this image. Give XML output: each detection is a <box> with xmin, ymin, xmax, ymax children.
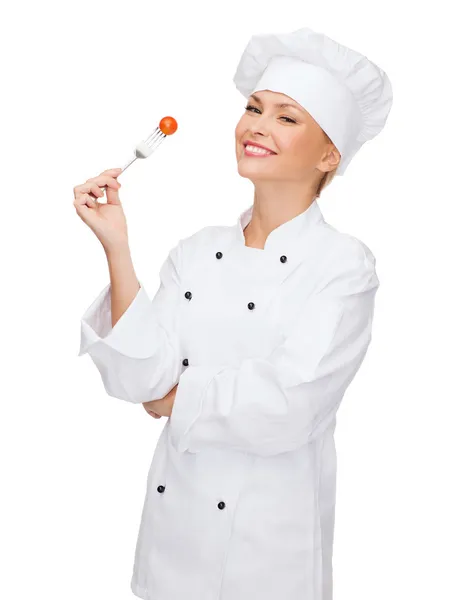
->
<box><xmin>74</xmin><ymin>26</ymin><xmax>393</xmax><ymax>600</ymax></box>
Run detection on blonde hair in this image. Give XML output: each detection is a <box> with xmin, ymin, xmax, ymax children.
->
<box><xmin>314</xmin><ymin>131</ymin><xmax>339</xmax><ymax>198</ymax></box>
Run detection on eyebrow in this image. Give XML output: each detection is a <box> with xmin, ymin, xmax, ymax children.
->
<box><xmin>249</xmin><ymin>93</ymin><xmax>305</xmax><ymax>115</ymax></box>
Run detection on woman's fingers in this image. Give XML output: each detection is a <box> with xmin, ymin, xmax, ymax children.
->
<box><xmin>142</xmin><ymin>403</ymin><xmax>162</xmax><ymax>418</ymax></box>
<box><xmin>100</xmin><ymin>168</ymin><xmax>123</xmax><ymax>176</ymax></box>
<box><xmin>73</xmin><ymin>167</ymin><xmax>128</xmax><ymax>246</ymax></box>
<box><xmin>74</xmin><ymin>182</ymin><xmax>104</xmax><ymax>206</ymax></box>
<box><xmin>73</xmin><ymin>169</ymin><xmax>122</xmax><ymax>202</ymax></box>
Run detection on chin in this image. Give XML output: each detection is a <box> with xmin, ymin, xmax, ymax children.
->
<box><xmin>238</xmin><ymin>158</ymin><xmax>276</xmax><ymax>176</ymax></box>
<box><xmin>237</xmin><ymin>166</ymin><xmax>275</xmax><ymax>184</ymax></box>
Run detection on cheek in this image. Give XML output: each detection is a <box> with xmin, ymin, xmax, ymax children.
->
<box><xmin>285</xmin><ymin>131</ymin><xmax>320</xmax><ymax>165</ymax></box>
<box><xmin>234</xmin><ymin>118</ymin><xmax>247</xmax><ymax>141</ymax></box>
<box><xmin>234</xmin><ymin>120</ymin><xmax>248</xmax><ymax>158</ymax></box>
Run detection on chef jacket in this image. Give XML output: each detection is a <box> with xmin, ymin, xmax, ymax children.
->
<box><xmin>78</xmin><ymin>199</ymin><xmax>380</xmax><ymax>600</ymax></box>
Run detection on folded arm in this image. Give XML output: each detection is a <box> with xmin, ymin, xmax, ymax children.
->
<box><xmin>169</xmin><ymin>243</ymin><xmax>379</xmax><ymax>457</ymax></box>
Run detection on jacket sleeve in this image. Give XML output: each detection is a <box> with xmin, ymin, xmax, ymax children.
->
<box><xmin>169</xmin><ymin>243</ymin><xmax>380</xmax><ymax>457</ymax></box>
<box><xmin>78</xmin><ymin>241</ymin><xmax>183</xmax><ymax>404</ymax></box>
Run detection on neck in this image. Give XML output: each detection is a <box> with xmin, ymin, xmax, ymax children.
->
<box><xmin>243</xmin><ymin>182</ymin><xmax>316</xmax><ymax>249</ymax></box>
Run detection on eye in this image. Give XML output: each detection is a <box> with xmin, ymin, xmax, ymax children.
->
<box><xmin>244</xmin><ymin>105</ymin><xmax>297</xmax><ymax>124</ymax></box>
<box><xmin>280</xmin><ymin>116</ymin><xmax>297</xmax><ymax>124</ymax></box>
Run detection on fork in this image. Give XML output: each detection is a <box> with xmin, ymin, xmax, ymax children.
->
<box><xmin>120</xmin><ymin>125</ymin><xmax>167</xmax><ymax>173</ymax></box>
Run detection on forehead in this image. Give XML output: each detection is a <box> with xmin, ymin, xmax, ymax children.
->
<box><xmin>248</xmin><ymin>90</ymin><xmax>307</xmax><ymax>114</ymax></box>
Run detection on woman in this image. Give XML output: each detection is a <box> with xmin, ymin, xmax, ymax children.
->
<box><xmin>74</xmin><ymin>27</ymin><xmax>393</xmax><ymax>600</ymax></box>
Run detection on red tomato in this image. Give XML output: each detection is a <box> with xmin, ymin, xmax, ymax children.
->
<box><xmin>159</xmin><ymin>116</ymin><xmax>178</xmax><ymax>135</ymax></box>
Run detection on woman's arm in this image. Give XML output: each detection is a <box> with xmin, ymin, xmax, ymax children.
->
<box><xmin>78</xmin><ymin>240</ymin><xmax>185</xmax><ymax>404</ymax></box>
<box><xmin>105</xmin><ymin>242</ymin><xmax>141</xmax><ymax>328</ymax></box>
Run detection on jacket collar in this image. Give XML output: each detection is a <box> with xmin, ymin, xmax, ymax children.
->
<box><xmin>234</xmin><ymin>199</ymin><xmax>324</xmax><ymax>253</ymax></box>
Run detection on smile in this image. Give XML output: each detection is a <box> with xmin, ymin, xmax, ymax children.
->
<box><xmin>244</xmin><ymin>145</ymin><xmax>276</xmax><ymax>157</ymax></box>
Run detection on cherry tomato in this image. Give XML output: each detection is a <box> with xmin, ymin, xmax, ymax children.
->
<box><xmin>159</xmin><ymin>116</ymin><xmax>178</xmax><ymax>135</ymax></box>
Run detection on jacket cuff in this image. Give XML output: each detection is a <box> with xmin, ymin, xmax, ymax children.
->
<box><xmin>78</xmin><ymin>281</ymin><xmax>159</xmax><ymax>359</ymax></box>
<box><xmin>169</xmin><ymin>365</ymin><xmax>224</xmax><ymax>452</ymax></box>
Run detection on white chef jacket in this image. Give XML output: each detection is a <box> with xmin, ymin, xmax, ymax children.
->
<box><xmin>78</xmin><ymin>199</ymin><xmax>379</xmax><ymax>600</ymax></box>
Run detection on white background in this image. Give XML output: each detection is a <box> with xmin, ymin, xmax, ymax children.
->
<box><xmin>1</xmin><ymin>1</ymin><xmax>454</xmax><ymax>598</ymax></box>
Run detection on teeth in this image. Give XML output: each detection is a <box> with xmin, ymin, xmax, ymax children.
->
<box><xmin>245</xmin><ymin>144</ymin><xmax>274</xmax><ymax>155</ymax></box>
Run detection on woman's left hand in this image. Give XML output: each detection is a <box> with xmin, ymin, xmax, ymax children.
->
<box><xmin>143</xmin><ymin>384</ymin><xmax>178</xmax><ymax>418</ymax></box>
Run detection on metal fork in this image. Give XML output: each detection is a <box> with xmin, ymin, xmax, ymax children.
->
<box><xmin>120</xmin><ymin>126</ymin><xmax>167</xmax><ymax>173</ymax></box>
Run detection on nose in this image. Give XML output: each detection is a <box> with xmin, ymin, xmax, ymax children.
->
<box><xmin>251</xmin><ymin>115</ymin><xmax>272</xmax><ymax>138</ymax></box>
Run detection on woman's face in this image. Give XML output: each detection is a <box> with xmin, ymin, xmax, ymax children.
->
<box><xmin>234</xmin><ymin>89</ymin><xmax>339</xmax><ymax>183</ymax></box>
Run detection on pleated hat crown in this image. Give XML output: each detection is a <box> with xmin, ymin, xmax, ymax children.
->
<box><xmin>233</xmin><ymin>27</ymin><xmax>393</xmax><ymax>176</ymax></box>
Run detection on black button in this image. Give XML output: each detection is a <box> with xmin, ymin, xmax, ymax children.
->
<box><xmin>184</xmin><ymin>291</ymin><xmax>192</xmax><ymax>300</ymax></box>
<box><xmin>217</xmin><ymin>501</ymin><xmax>226</xmax><ymax>510</ymax></box>
<box><xmin>182</xmin><ymin>358</ymin><xmax>189</xmax><ymax>366</ymax></box>
<box><xmin>280</xmin><ymin>255</ymin><xmax>287</xmax><ymax>263</ymax></box>
<box><xmin>247</xmin><ymin>302</ymin><xmax>255</xmax><ymax>310</ymax></box>
<box><xmin>157</xmin><ymin>485</ymin><xmax>165</xmax><ymax>493</ymax></box>
<box><xmin>216</xmin><ymin>251</ymin><xmax>223</xmax><ymax>259</ymax></box>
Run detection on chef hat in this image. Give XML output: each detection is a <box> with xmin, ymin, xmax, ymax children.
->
<box><xmin>233</xmin><ymin>27</ymin><xmax>393</xmax><ymax>176</ymax></box>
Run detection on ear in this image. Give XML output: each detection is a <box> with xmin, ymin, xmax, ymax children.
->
<box><xmin>317</xmin><ymin>146</ymin><xmax>341</xmax><ymax>173</ymax></box>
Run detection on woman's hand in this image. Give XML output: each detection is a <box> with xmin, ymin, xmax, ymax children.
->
<box><xmin>145</xmin><ymin>409</ymin><xmax>162</xmax><ymax>419</ymax></box>
<box><xmin>143</xmin><ymin>384</ymin><xmax>178</xmax><ymax>418</ymax></box>
<box><xmin>73</xmin><ymin>167</ymin><xmax>128</xmax><ymax>253</ymax></box>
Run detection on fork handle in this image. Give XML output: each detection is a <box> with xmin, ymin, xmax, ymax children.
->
<box><xmin>120</xmin><ymin>156</ymin><xmax>137</xmax><ymax>172</ymax></box>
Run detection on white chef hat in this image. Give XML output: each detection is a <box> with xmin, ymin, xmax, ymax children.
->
<box><xmin>233</xmin><ymin>27</ymin><xmax>393</xmax><ymax>176</ymax></box>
